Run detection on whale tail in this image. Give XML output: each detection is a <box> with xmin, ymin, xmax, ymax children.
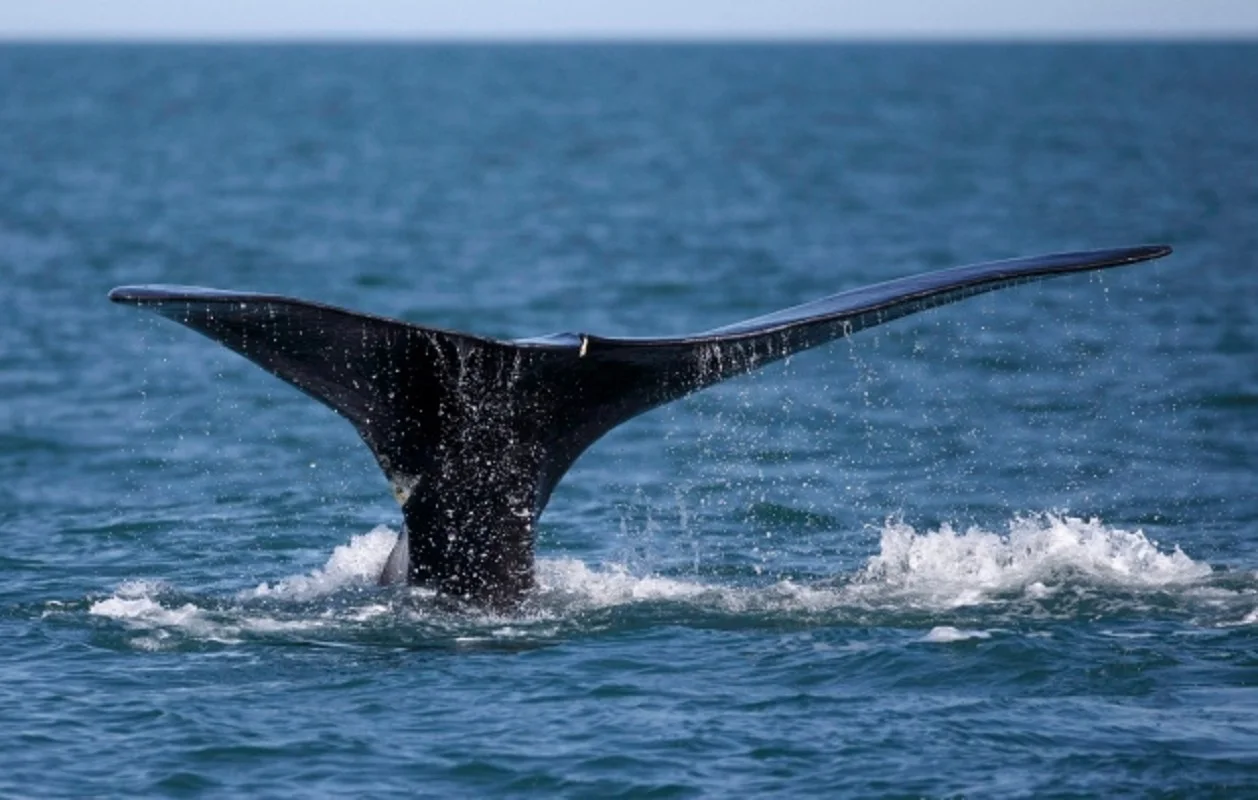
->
<box><xmin>110</xmin><ymin>244</ymin><xmax>1171</xmax><ymax>605</ymax></box>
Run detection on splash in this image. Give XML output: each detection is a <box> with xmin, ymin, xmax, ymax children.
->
<box><xmin>243</xmin><ymin>526</ymin><xmax>397</xmax><ymax>601</ymax></box>
<box><xmin>89</xmin><ymin>581</ymin><xmax>203</xmax><ymax>629</ymax></box>
<box><xmin>852</xmin><ymin>513</ymin><xmax>1212</xmax><ymax>609</ymax></box>
<box><xmin>534</xmin><ymin>558</ymin><xmax>714</xmax><ymax>607</ymax></box>
<box><xmin>530</xmin><ymin>513</ymin><xmax>1214</xmax><ymax>615</ymax></box>
<box><xmin>85</xmin><ymin>531</ymin><xmax>401</xmax><ymax>648</ymax></box>
<box><xmin>79</xmin><ymin>512</ymin><xmax>1234</xmax><ymax>651</ymax></box>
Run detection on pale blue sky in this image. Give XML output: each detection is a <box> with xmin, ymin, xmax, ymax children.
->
<box><xmin>3</xmin><ymin>0</ymin><xmax>1257</xmax><ymax>40</ymax></box>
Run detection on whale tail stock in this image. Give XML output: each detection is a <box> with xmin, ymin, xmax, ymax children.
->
<box><xmin>109</xmin><ymin>245</ymin><xmax>1171</xmax><ymax>606</ymax></box>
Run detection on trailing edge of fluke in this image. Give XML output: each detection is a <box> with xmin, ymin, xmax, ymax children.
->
<box><xmin>110</xmin><ymin>244</ymin><xmax>1172</xmax><ymax>607</ymax></box>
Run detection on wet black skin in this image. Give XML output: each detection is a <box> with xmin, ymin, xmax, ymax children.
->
<box><xmin>110</xmin><ymin>245</ymin><xmax>1171</xmax><ymax>607</ymax></box>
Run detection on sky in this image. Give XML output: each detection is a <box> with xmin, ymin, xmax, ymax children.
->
<box><xmin>2</xmin><ymin>0</ymin><xmax>1257</xmax><ymax>40</ymax></box>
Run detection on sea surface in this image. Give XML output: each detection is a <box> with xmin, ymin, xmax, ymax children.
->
<box><xmin>1</xmin><ymin>43</ymin><xmax>1256</xmax><ymax>797</ymax></box>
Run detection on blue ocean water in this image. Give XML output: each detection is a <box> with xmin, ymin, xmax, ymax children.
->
<box><xmin>1</xmin><ymin>42</ymin><xmax>1256</xmax><ymax>796</ymax></box>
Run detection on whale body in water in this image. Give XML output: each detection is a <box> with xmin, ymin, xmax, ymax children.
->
<box><xmin>111</xmin><ymin>244</ymin><xmax>1171</xmax><ymax>607</ymax></box>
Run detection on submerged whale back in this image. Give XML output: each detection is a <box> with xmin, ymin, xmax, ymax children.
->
<box><xmin>110</xmin><ymin>245</ymin><xmax>1171</xmax><ymax>604</ymax></box>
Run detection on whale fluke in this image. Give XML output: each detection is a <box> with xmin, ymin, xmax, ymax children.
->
<box><xmin>110</xmin><ymin>244</ymin><xmax>1171</xmax><ymax>606</ymax></box>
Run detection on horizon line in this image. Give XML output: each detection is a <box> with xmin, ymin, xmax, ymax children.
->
<box><xmin>2</xmin><ymin>32</ymin><xmax>1257</xmax><ymax>44</ymax></box>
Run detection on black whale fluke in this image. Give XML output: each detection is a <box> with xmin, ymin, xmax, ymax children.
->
<box><xmin>110</xmin><ymin>244</ymin><xmax>1171</xmax><ymax>607</ymax></box>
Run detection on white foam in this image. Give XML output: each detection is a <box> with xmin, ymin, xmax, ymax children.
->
<box><xmin>89</xmin><ymin>580</ymin><xmax>189</xmax><ymax>624</ymax></box>
<box><xmin>86</xmin><ymin>542</ymin><xmax>400</xmax><ymax>649</ymax></box>
<box><xmin>1215</xmin><ymin>606</ymin><xmax>1258</xmax><ymax>628</ymax></box>
<box><xmin>89</xmin><ymin>582</ymin><xmax>235</xmax><ymax>644</ymax></box>
<box><xmin>88</xmin><ymin>590</ymin><xmax>342</xmax><ymax>648</ymax></box>
<box><xmin>922</xmin><ymin>626</ymin><xmax>992</xmax><ymax>643</ymax></box>
<box><xmin>534</xmin><ymin>558</ymin><xmax>714</xmax><ymax>608</ymax></box>
<box><xmin>90</xmin><ymin>594</ymin><xmax>201</xmax><ymax>626</ymax></box>
<box><xmin>529</xmin><ymin>514</ymin><xmax>1213</xmax><ymax>616</ymax></box>
<box><xmin>852</xmin><ymin>513</ymin><xmax>1210</xmax><ymax>608</ymax></box>
<box><xmin>531</xmin><ymin>563</ymin><xmax>838</xmax><ymax>615</ymax></box>
<box><xmin>243</xmin><ymin>525</ymin><xmax>398</xmax><ymax>601</ymax></box>
<box><xmin>82</xmin><ymin>513</ymin><xmax>1219</xmax><ymax>648</ymax></box>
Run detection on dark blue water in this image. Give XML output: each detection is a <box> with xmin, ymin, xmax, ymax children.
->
<box><xmin>2</xmin><ymin>43</ymin><xmax>1256</xmax><ymax>796</ymax></box>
